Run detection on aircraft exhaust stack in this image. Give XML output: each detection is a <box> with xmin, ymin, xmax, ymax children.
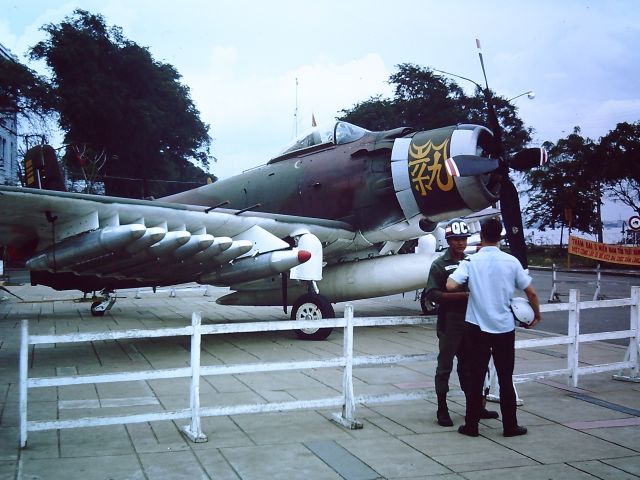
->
<box><xmin>200</xmin><ymin>249</ymin><xmax>311</xmax><ymax>286</ymax></box>
<box><xmin>26</xmin><ymin>225</ymin><xmax>146</xmax><ymax>271</ymax></box>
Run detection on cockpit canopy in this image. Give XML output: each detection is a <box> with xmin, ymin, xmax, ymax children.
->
<box><xmin>277</xmin><ymin>121</ymin><xmax>370</xmax><ymax>157</ymax></box>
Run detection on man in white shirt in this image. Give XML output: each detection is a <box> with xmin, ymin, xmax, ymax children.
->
<box><xmin>446</xmin><ymin>218</ymin><xmax>541</xmax><ymax>437</ymax></box>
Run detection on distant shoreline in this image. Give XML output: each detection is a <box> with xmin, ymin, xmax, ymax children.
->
<box><xmin>524</xmin><ymin>227</ymin><xmax>636</xmax><ymax>246</ymax></box>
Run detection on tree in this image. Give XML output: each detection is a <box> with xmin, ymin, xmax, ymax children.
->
<box><xmin>30</xmin><ymin>9</ymin><xmax>212</xmax><ymax>198</ymax></box>
<box><xmin>0</xmin><ymin>56</ymin><xmax>54</xmax><ymax>120</ymax></box>
<box><xmin>598</xmin><ymin>122</ymin><xmax>640</xmax><ymax>215</ymax></box>
<box><xmin>524</xmin><ymin>128</ymin><xmax>601</xmax><ymax>244</ymax></box>
<box><xmin>340</xmin><ymin>63</ymin><xmax>532</xmax><ymax>153</ymax></box>
<box><xmin>0</xmin><ymin>54</ymin><xmax>56</xmax><ymax>153</ymax></box>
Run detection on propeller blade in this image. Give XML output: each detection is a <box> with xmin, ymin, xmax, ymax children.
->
<box><xmin>510</xmin><ymin>147</ymin><xmax>548</xmax><ymax>171</ymax></box>
<box><xmin>499</xmin><ymin>177</ymin><xmax>528</xmax><ymax>269</ymax></box>
<box><xmin>445</xmin><ymin>155</ymin><xmax>500</xmax><ymax>177</ymax></box>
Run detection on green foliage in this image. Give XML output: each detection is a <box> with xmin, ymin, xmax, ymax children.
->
<box><xmin>598</xmin><ymin>122</ymin><xmax>640</xmax><ymax>215</ymax></box>
<box><xmin>524</xmin><ymin>128</ymin><xmax>601</xmax><ymax>237</ymax></box>
<box><xmin>525</xmin><ymin>122</ymin><xmax>640</xmax><ymax>238</ymax></box>
<box><xmin>340</xmin><ymin>63</ymin><xmax>532</xmax><ymax>153</ymax></box>
<box><xmin>0</xmin><ymin>56</ymin><xmax>54</xmax><ymax>119</ymax></box>
<box><xmin>29</xmin><ymin>9</ymin><xmax>211</xmax><ymax>198</ymax></box>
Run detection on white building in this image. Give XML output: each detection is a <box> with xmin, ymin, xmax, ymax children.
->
<box><xmin>0</xmin><ymin>43</ymin><xmax>20</xmax><ymax>186</ymax></box>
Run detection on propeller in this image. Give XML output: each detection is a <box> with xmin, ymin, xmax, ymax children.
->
<box><xmin>444</xmin><ymin>155</ymin><xmax>499</xmax><ymax>177</ymax></box>
<box><xmin>476</xmin><ymin>39</ymin><xmax>536</xmax><ymax>270</ymax></box>
<box><xmin>445</xmin><ymin>148</ymin><xmax>547</xmax><ymax>178</ymax></box>
<box><xmin>510</xmin><ymin>147</ymin><xmax>548</xmax><ymax>171</ymax></box>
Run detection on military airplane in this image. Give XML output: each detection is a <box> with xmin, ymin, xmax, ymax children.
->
<box><xmin>0</xmin><ymin>116</ymin><xmax>546</xmax><ymax>340</ymax></box>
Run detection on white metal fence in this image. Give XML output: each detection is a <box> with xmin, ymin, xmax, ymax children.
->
<box><xmin>486</xmin><ymin>286</ymin><xmax>640</xmax><ymax>403</ymax></box>
<box><xmin>548</xmin><ymin>263</ymin><xmax>604</xmax><ymax>302</ymax></box>
<box><xmin>18</xmin><ymin>287</ymin><xmax>639</xmax><ymax>448</ymax></box>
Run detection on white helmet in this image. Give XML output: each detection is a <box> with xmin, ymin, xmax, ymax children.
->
<box><xmin>510</xmin><ymin>297</ymin><xmax>534</xmax><ymax>326</ymax></box>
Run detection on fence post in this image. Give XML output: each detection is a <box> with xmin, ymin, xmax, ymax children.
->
<box><xmin>630</xmin><ymin>286</ymin><xmax>639</xmax><ymax>378</ymax></box>
<box><xmin>592</xmin><ymin>264</ymin><xmax>602</xmax><ymax>301</ymax></box>
<box><xmin>332</xmin><ymin>304</ymin><xmax>362</xmax><ymax>429</ymax></box>
<box><xmin>181</xmin><ymin>312</ymin><xmax>208</xmax><ymax>442</ymax></box>
<box><xmin>549</xmin><ymin>264</ymin><xmax>560</xmax><ymax>302</ymax></box>
<box><xmin>567</xmin><ymin>289</ymin><xmax>581</xmax><ymax>387</ymax></box>
<box><xmin>19</xmin><ymin>320</ymin><xmax>29</xmax><ymax>448</ymax></box>
<box><xmin>485</xmin><ymin>351</ymin><xmax>523</xmax><ymax>406</ymax></box>
<box><xmin>614</xmin><ymin>286</ymin><xmax>640</xmax><ymax>382</ymax></box>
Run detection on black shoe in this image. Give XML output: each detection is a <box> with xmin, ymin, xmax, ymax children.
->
<box><xmin>480</xmin><ymin>407</ymin><xmax>499</xmax><ymax>420</ymax></box>
<box><xmin>457</xmin><ymin>424</ymin><xmax>479</xmax><ymax>437</ymax></box>
<box><xmin>503</xmin><ymin>426</ymin><xmax>528</xmax><ymax>437</ymax></box>
<box><xmin>437</xmin><ymin>410</ymin><xmax>453</xmax><ymax>427</ymax></box>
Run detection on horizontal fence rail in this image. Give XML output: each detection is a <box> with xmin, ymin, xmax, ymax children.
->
<box><xmin>19</xmin><ymin>287</ymin><xmax>639</xmax><ymax>448</ymax></box>
<box><xmin>485</xmin><ymin>286</ymin><xmax>639</xmax><ymax>403</ymax></box>
<box><xmin>548</xmin><ymin>263</ymin><xmax>604</xmax><ymax>302</ymax></box>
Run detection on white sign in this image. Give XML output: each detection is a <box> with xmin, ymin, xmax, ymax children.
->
<box><xmin>629</xmin><ymin>215</ymin><xmax>640</xmax><ymax>231</ymax></box>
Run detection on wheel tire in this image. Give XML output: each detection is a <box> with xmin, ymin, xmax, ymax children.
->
<box><xmin>420</xmin><ymin>289</ymin><xmax>439</xmax><ymax>316</ymax></box>
<box><xmin>292</xmin><ymin>293</ymin><xmax>334</xmax><ymax>340</ymax></box>
<box><xmin>90</xmin><ymin>301</ymin><xmax>106</xmax><ymax>317</ymax></box>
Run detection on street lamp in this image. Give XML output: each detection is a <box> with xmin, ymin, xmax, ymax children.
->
<box><xmin>508</xmin><ymin>91</ymin><xmax>535</xmax><ymax>102</ymax></box>
<box><xmin>432</xmin><ymin>68</ymin><xmax>483</xmax><ymax>90</ymax></box>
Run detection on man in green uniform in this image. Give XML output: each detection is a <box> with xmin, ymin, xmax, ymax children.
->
<box><xmin>425</xmin><ymin>219</ymin><xmax>498</xmax><ymax>426</ymax></box>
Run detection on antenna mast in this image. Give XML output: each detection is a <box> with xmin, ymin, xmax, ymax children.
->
<box><xmin>293</xmin><ymin>77</ymin><xmax>299</xmax><ymax>138</ymax></box>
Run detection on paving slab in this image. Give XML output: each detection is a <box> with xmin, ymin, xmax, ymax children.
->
<box><xmin>1</xmin><ymin>279</ymin><xmax>639</xmax><ymax>479</ymax></box>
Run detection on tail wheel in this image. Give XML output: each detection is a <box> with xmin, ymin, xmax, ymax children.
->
<box><xmin>90</xmin><ymin>289</ymin><xmax>116</xmax><ymax>317</ymax></box>
<box><xmin>292</xmin><ymin>293</ymin><xmax>334</xmax><ymax>340</ymax></box>
<box><xmin>90</xmin><ymin>301</ymin><xmax>106</xmax><ymax>317</ymax></box>
<box><xmin>420</xmin><ymin>289</ymin><xmax>439</xmax><ymax>316</ymax></box>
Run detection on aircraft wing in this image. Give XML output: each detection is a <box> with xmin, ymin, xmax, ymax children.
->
<box><xmin>0</xmin><ymin>185</ymin><xmax>355</xmax><ymax>288</ymax></box>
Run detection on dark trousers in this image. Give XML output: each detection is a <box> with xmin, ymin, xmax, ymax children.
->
<box><xmin>463</xmin><ymin>323</ymin><xmax>517</xmax><ymax>429</ymax></box>
<box><xmin>435</xmin><ymin>324</ymin><xmax>466</xmax><ymax>395</ymax></box>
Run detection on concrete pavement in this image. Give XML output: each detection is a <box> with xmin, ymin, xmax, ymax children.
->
<box><xmin>1</xmin><ymin>281</ymin><xmax>639</xmax><ymax>479</ymax></box>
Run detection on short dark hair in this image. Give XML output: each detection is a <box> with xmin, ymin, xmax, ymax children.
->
<box><xmin>481</xmin><ymin>218</ymin><xmax>502</xmax><ymax>243</ymax></box>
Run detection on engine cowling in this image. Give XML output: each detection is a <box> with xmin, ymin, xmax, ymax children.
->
<box><xmin>391</xmin><ymin>124</ymin><xmax>500</xmax><ymax>225</ymax></box>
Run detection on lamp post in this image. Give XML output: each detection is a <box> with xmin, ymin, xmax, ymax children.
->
<box><xmin>432</xmin><ymin>68</ymin><xmax>483</xmax><ymax>90</ymax></box>
<box><xmin>508</xmin><ymin>91</ymin><xmax>535</xmax><ymax>102</ymax></box>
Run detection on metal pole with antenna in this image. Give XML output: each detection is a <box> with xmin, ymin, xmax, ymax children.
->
<box><xmin>293</xmin><ymin>77</ymin><xmax>299</xmax><ymax>138</ymax></box>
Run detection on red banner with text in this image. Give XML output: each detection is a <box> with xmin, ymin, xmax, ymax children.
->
<box><xmin>568</xmin><ymin>236</ymin><xmax>640</xmax><ymax>266</ymax></box>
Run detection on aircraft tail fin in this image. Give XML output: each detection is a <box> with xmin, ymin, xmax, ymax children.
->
<box><xmin>23</xmin><ymin>145</ymin><xmax>67</xmax><ymax>191</ymax></box>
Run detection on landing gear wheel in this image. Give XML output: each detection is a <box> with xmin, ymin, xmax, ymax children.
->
<box><xmin>90</xmin><ymin>301</ymin><xmax>105</xmax><ymax>317</ymax></box>
<box><xmin>89</xmin><ymin>289</ymin><xmax>117</xmax><ymax>317</ymax></box>
<box><xmin>420</xmin><ymin>289</ymin><xmax>439</xmax><ymax>316</ymax></box>
<box><xmin>292</xmin><ymin>293</ymin><xmax>335</xmax><ymax>341</ymax></box>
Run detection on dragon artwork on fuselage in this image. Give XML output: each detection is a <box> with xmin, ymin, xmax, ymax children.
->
<box><xmin>0</xmin><ymin>120</ymin><xmax>546</xmax><ymax>339</ymax></box>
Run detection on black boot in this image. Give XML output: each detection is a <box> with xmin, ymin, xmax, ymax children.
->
<box><xmin>436</xmin><ymin>393</ymin><xmax>453</xmax><ymax>427</ymax></box>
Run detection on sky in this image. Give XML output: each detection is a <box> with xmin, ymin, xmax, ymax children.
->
<box><xmin>2</xmin><ymin>0</ymin><xmax>639</xmax><ymax>221</ymax></box>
